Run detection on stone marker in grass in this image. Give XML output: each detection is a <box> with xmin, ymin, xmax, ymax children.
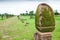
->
<box><xmin>34</xmin><ymin>3</ymin><xmax>55</xmax><ymax>40</ymax></box>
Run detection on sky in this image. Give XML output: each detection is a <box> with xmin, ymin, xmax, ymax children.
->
<box><xmin>0</xmin><ymin>0</ymin><xmax>60</xmax><ymax>15</ymax></box>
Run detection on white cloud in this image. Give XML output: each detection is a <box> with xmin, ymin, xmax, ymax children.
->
<box><xmin>0</xmin><ymin>0</ymin><xmax>60</xmax><ymax>1</ymax></box>
<box><xmin>0</xmin><ymin>1</ymin><xmax>60</xmax><ymax>15</ymax></box>
<box><xmin>0</xmin><ymin>1</ymin><xmax>39</xmax><ymax>15</ymax></box>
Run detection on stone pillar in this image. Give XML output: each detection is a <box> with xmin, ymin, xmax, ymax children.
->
<box><xmin>35</xmin><ymin>3</ymin><xmax>55</xmax><ymax>40</ymax></box>
<box><xmin>34</xmin><ymin>31</ymin><xmax>52</xmax><ymax>40</ymax></box>
<box><xmin>38</xmin><ymin>32</ymin><xmax>52</xmax><ymax>40</ymax></box>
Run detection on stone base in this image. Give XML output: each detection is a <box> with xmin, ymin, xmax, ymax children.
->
<box><xmin>34</xmin><ymin>31</ymin><xmax>52</xmax><ymax>40</ymax></box>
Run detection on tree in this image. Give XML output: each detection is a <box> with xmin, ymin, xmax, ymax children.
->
<box><xmin>4</xmin><ymin>13</ymin><xmax>9</xmax><ymax>18</ymax></box>
<box><xmin>26</xmin><ymin>11</ymin><xmax>28</xmax><ymax>16</ymax></box>
<box><xmin>55</xmin><ymin>10</ymin><xmax>60</xmax><ymax>15</ymax></box>
<box><xmin>29</xmin><ymin>11</ymin><xmax>34</xmax><ymax>19</ymax></box>
<box><xmin>0</xmin><ymin>14</ymin><xmax>1</xmax><ymax>16</ymax></box>
<box><xmin>1</xmin><ymin>14</ymin><xmax>4</xmax><ymax>20</ymax></box>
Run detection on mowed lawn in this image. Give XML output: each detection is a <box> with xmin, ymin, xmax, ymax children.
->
<box><xmin>52</xmin><ymin>15</ymin><xmax>60</xmax><ymax>40</ymax></box>
<box><xmin>0</xmin><ymin>16</ymin><xmax>36</xmax><ymax>40</ymax></box>
<box><xmin>0</xmin><ymin>16</ymin><xmax>60</xmax><ymax>40</ymax></box>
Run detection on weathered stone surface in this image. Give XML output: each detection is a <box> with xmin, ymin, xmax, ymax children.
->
<box><xmin>34</xmin><ymin>31</ymin><xmax>52</xmax><ymax>40</ymax></box>
<box><xmin>35</xmin><ymin>3</ymin><xmax>55</xmax><ymax>32</ymax></box>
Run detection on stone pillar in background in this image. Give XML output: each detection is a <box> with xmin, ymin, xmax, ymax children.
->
<box><xmin>34</xmin><ymin>3</ymin><xmax>55</xmax><ymax>40</ymax></box>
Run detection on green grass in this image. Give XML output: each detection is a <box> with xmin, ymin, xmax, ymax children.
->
<box><xmin>52</xmin><ymin>15</ymin><xmax>60</xmax><ymax>40</ymax></box>
<box><xmin>0</xmin><ymin>15</ymin><xmax>60</xmax><ymax>40</ymax></box>
<box><xmin>0</xmin><ymin>16</ymin><xmax>6</xmax><ymax>22</ymax></box>
<box><xmin>0</xmin><ymin>16</ymin><xmax>36</xmax><ymax>40</ymax></box>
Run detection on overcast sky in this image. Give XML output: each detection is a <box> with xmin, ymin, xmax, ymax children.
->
<box><xmin>0</xmin><ymin>0</ymin><xmax>60</xmax><ymax>15</ymax></box>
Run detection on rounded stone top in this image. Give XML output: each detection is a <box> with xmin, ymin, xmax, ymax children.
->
<box><xmin>35</xmin><ymin>3</ymin><xmax>55</xmax><ymax>32</ymax></box>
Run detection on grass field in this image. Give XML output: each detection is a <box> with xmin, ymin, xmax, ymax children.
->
<box><xmin>0</xmin><ymin>16</ymin><xmax>6</xmax><ymax>22</ymax></box>
<box><xmin>0</xmin><ymin>16</ymin><xmax>60</xmax><ymax>40</ymax></box>
<box><xmin>52</xmin><ymin>15</ymin><xmax>60</xmax><ymax>40</ymax></box>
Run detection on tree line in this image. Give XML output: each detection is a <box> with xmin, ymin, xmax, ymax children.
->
<box><xmin>20</xmin><ymin>10</ymin><xmax>60</xmax><ymax>16</ymax></box>
<box><xmin>20</xmin><ymin>11</ymin><xmax>35</xmax><ymax>19</ymax></box>
<box><xmin>54</xmin><ymin>10</ymin><xmax>60</xmax><ymax>15</ymax></box>
<box><xmin>0</xmin><ymin>13</ymin><xmax>15</xmax><ymax>20</ymax></box>
<box><xmin>20</xmin><ymin>11</ymin><xmax>35</xmax><ymax>16</ymax></box>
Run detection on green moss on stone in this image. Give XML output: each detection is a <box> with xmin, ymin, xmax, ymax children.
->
<box><xmin>35</xmin><ymin>3</ymin><xmax>55</xmax><ymax>32</ymax></box>
<box><xmin>41</xmin><ymin>8</ymin><xmax>55</xmax><ymax>27</ymax></box>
